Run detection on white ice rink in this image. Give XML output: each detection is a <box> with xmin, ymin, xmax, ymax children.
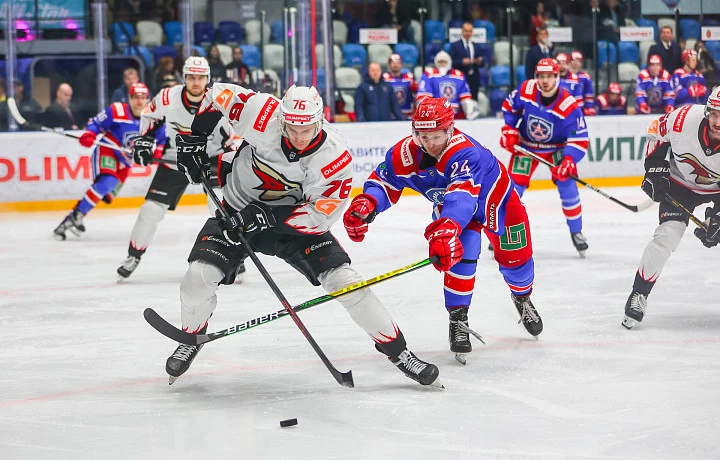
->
<box><xmin>2</xmin><ymin>187</ymin><xmax>719</xmax><ymax>460</ymax></box>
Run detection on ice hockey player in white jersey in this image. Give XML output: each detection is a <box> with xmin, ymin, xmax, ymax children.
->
<box><xmin>166</xmin><ymin>83</ymin><xmax>441</xmax><ymax>387</ymax></box>
<box><xmin>622</xmin><ymin>86</ymin><xmax>720</xmax><ymax>329</ymax></box>
<box><xmin>117</xmin><ymin>56</ymin><xmax>241</xmax><ymax>279</ymax></box>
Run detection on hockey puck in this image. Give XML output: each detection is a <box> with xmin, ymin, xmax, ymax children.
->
<box><xmin>279</xmin><ymin>418</ymin><xmax>298</xmax><ymax>428</ymax></box>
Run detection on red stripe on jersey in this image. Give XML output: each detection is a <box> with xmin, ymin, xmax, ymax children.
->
<box><xmin>161</xmin><ymin>88</ymin><xmax>170</xmax><ymax>106</ymax></box>
<box><xmin>444</xmin><ymin>272</ymin><xmax>475</xmax><ymax>295</ymax></box>
<box><xmin>388</xmin><ymin>136</ymin><xmax>419</xmax><ymax>177</ymax></box>
<box><xmin>446</xmin><ymin>180</ymin><xmax>480</xmax><ymax>197</ymax></box>
<box><xmin>484</xmin><ymin>162</ymin><xmax>512</xmax><ymax>233</ymax></box>
<box><xmin>562</xmin><ymin>203</ymin><xmax>582</xmax><ymax>219</ymax></box>
<box><xmin>110</xmin><ymin>102</ymin><xmax>130</xmax><ymax>120</ymax></box>
<box><xmin>321</xmin><ymin>150</ymin><xmax>352</xmax><ymax>178</ymax></box>
<box><xmin>367</xmin><ymin>172</ymin><xmax>403</xmax><ymax>204</ymax></box>
<box><xmin>253</xmin><ymin>98</ymin><xmax>279</xmax><ymax>132</ymax></box>
<box><xmin>673</xmin><ymin>105</ymin><xmax>692</xmax><ymax>132</ymax></box>
<box><xmin>567</xmin><ymin>139</ymin><xmax>589</xmax><ymax>150</ymax></box>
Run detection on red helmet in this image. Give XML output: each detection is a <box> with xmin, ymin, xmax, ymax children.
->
<box><xmin>129</xmin><ymin>82</ymin><xmax>150</xmax><ymax>97</ymax></box>
<box><xmin>535</xmin><ymin>58</ymin><xmax>559</xmax><ymax>77</ymax></box>
<box><xmin>681</xmin><ymin>49</ymin><xmax>697</xmax><ymax>64</ymax></box>
<box><xmin>570</xmin><ymin>50</ymin><xmax>583</xmax><ymax>62</ymax></box>
<box><xmin>648</xmin><ymin>54</ymin><xmax>662</xmax><ymax>65</ymax></box>
<box><xmin>412</xmin><ymin>98</ymin><xmax>454</xmax><ymax>149</ymax></box>
<box><xmin>555</xmin><ymin>52</ymin><xmax>568</xmax><ymax>63</ymax></box>
<box><xmin>608</xmin><ymin>82</ymin><xmax>622</xmax><ymax>95</ymax></box>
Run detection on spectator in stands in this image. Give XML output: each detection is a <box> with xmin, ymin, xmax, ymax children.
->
<box><xmin>417</xmin><ymin>51</ymin><xmax>479</xmax><ymax>119</ymax></box>
<box><xmin>354</xmin><ymin>62</ymin><xmax>405</xmax><ymax>122</ymax></box>
<box><xmin>375</xmin><ymin>0</ymin><xmax>415</xmax><ymax>44</ymax></box>
<box><xmin>383</xmin><ymin>54</ymin><xmax>417</xmax><ymax>118</ymax></box>
<box><xmin>695</xmin><ymin>40</ymin><xmax>719</xmax><ymax>86</ymax></box>
<box><xmin>529</xmin><ymin>1</ymin><xmax>547</xmax><ymax>46</ymax></box>
<box><xmin>635</xmin><ymin>54</ymin><xmax>674</xmax><ymax>114</ymax></box>
<box><xmin>525</xmin><ymin>26</ymin><xmax>554</xmax><ymax>80</ymax></box>
<box><xmin>111</xmin><ymin>68</ymin><xmax>140</xmax><ymax>104</ymax></box>
<box><xmin>42</xmin><ymin>83</ymin><xmax>79</xmax><ymax>130</ymax></box>
<box><xmin>449</xmin><ymin>22</ymin><xmax>485</xmax><ymax>100</ymax></box>
<box><xmin>207</xmin><ymin>45</ymin><xmax>225</xmax><ymax>84</ymax></box>
<box><xmin>595</xmin><ymin>82</ymin><xmax>627</xmax><ymax>115</ymax></box>
<box><xmin>224</xmin><ymin>46</ymin><xmax>253</xmax><ymax>87</ymax></box>
<box><xmin>648</xmin><ymin>26</ymin><xmax>682</xmax><ymax>74</ymax></box>
<box><xmin>151</xmin><ymin>56</ymin><xmax>182</xmax><ymax>93</ymax></box>
<box><xmin>568</xmin><ymin>50</ymin><xmax>596</xmax><ymax>115</ymax></box>
<box><xmin>4</xmin><ymin>80</ymin><xmax>42</xmax><ymax>127</ymax></box>
<box><xmin>161</xmin><ymin>74</ymin><xmax>180</xmax><ymax>88</ymax></box>
<box><xmin>672</xmin><ymin>49</ymin><xmax>708</xmax><ymax>107</ymax></box>
<box><xmin>598</xmin><ymin>0</ymin><xmax>624</xmax><ymax>43</ymax></box>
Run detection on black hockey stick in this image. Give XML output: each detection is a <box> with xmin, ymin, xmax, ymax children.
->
<box><xmin>664</xmin><ymin>193</ymin><xmax>708</xmax><ymax>230</ymax></box>
<box><xmin>144</xmin><ymin>256</ymin><xmax>436</xmax><ymax>346</ymax></box>
<box><xmin>514</xmin><ymin>145</ymin><xmax>655</xmax><ymax>213</ymax></box>
<box><xmin>199</xmin><ymin>174</ymin><xmax>354</xmax><ymax>387</ymax></box>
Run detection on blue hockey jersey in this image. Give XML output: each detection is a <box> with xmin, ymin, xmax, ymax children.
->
<box><xmin>383</xmin><ymin>71</ymin><xmax>417</xmax><ymax>115</ymax></box>
<box><xmin>671</xmin><ymin>68</ymin><xmax>708</xmax><ymax>107</ymax></box>
<box><xmin>417</xmin><ymin>68</ymin><xmax>472</xmax><ymax>117</ymax></box>
<box><xmin>635</xmin><ymin>68</ymin><xmax>674</xmax><ymax>113</ymax></box>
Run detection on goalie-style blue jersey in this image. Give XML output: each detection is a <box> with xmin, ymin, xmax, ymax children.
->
<box><xmin>417</xmin><ymin>68</ymin><xmax>472</xmax><ymax>117</ymax></box>
<box><xmin>671</xmin><ymin>68</ymin><xmax>708</xmax><ymax>107</ymax></box>
<box><xmin>635</xmin><ymin>68</ymin><xmax>674</xmax><ymax>112</ymax></box>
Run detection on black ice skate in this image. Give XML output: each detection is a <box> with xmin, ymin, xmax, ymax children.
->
<box><xmin>390</xmin><ymin>349</ymin><xmax>443</xmax><ymax>388</ymax></box>
<box><xmin>449</xmin><ymin>307</ymin><xmax>472</xmax><ymax>364</ymax></box>
<box><xmin>571</xmin><ymin>232</ymin><xmax>589</xmax><ymax>258</ymax></box>
<box><xmin>512</xmin><ymin>294</ymin><xmax>543</xmax><ymax>338</ymax></box>
<box><xmin>53</xmin><ymin>209</ymin><xmax>85</xmax><ymax>240</ymax></box>
<box><xmin>117</xmin><ymin>255</ymin><xmax>141</xmax><ymax>279</ymax></box>
<box><xmin>166</xmin><ymin>337</ymin><xmax>205</xmax><ymax>385</ymax></box>
<box><xmin>622</xmin><ymin>291</ymin><xmax>648</xmax><ymax>330</ymax></box>
<box><xmin>234</xmin><ymin>261</ymin><xmax>246</xmax><ymax>284</ymax></box>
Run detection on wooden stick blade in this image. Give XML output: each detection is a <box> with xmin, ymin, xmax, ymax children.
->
<box><xmin>7</xmin><ymin>97</ymin><xmax>28</xmax><ymax>126</ymax></box>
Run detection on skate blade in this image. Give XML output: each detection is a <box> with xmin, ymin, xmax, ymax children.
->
<box><xmin>234</xmin><ymin>274</ymin><xmax>244</xmax><ymax>284</ymax></box>
<box><xmin>577</xmin><ymin>250</ymin><xmax>587</xmax><ymax>258</ymax></box>
<box><xmin>621</xmin><ymin>316</ymin><xmax>636</xmax><ymax>329</ymax></box>
<box><xmin>454</xmin><ymin>353</ymin><xmax>467</xmax><ymax>365</ymax></box>
<box><xmin>68</xmin><ymin>227</ymin><xmax>83</xmax><ymax>237</ymax></box>
<box><xmin>429</xmin><ymin>378</ymin><xmax>445</xmax><ymax>389</ymax></box>
<box><xmin>168</xmin><ymin>375</ymin><xmax>179</xmax><ymax>385</ymax></box>
<box><xmin>53</xmin><ymin>232</ymin><xmax>66</xmax><ymax>241</ymax></box>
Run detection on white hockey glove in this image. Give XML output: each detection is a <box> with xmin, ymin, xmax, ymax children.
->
<box><xmin>461</xmin><ymin>99</ymin><xmax>480</xmax><ymax>121</ymax></box>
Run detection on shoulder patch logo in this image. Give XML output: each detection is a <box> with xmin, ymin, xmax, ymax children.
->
<box><xmin>214</xmin><ymin>89</ymin><xmax>234</xmax><ymax>110</ymax></box>
<box><xmin>253</xmin><ymin>98</ymin><xmax>279</xmax><ymax>132</ymax></box>
<box><xmin>672</xmin><ymin>105</ymin><xmax>691</xmax><ymax>132</ymax></box>
<box><xmin>321</xmin><ymin>150</ymin><xmax>352</xmax><ymax>178</ymax></box>
<box><xmin>400</xmin><ymin>137</ymin><xmax>414</xmax><ymax>167</ymax></box>
<box><xmin>647</xmin><ymin>119</ymin><xmax>659</xmax><ymax>135</ymax></box>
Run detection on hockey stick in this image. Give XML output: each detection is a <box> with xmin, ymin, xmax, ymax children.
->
<box><xmin>199</xmin><ymin>174</ymin><xmax>354</xmax><ymax>387</ymax></box>
<box><xmin>664</xmin><ymin>193</ymin><xmax>708</xmax><ymax>229</ymax></box>
<box><xmin>144</xmin><ymin>256</ymin><xmax>436</xmax><ymax>346</ymax></box>
<box><xmin>514</xmin><ymin>145</ymin><xmax>655</xmax><ymax>213</ymax></box>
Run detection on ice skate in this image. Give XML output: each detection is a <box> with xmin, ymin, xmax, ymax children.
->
<box><xmin>622</xmin><ymin>291</ymin><xmax>648</xmax><ymax>330</ymax></box>
<box><xmin>571</xmin><ymin>232</ymin><xmax>588</xmax><ymax>258</ymax></box>
<box><xmin>166</xmin><ymin>341</ymin><xmax>204</xmax><ymax>385</ymax></box>
<box><xmin>512</xmin><ymin>294</ymin><xmax>543</xmax><ymax>338</ymax></box>
<box><xmin>233</xmin><ymin>261</ymin><xmax>246</xmax><ymax>284</ymax></box>
<box><xmin>52</xmin><ymin>218</ymin><xmax>72</xmax><ymax>241</ymax></box>
<box><xmin>449</xmin><ymin>307</ymin><xmax>472</xmax><ymax>365</ymax></box>
<box><xmin>53</xmin><ymin>209</ymin><xmax>85</xmax><ymax>240</ymax></box>
<box><xmin>390</xmin><ymin>348</ymin><xmax>443</xmax><ymax>388</ymax></box>
<box><xmin>117</xmin><ymin>255</ymin><xmax>141</xmax><ymax>280</ymax></box>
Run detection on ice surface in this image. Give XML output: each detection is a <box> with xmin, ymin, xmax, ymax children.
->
<box><xmin>1</xmin><ymin>187</ymin><xmax>719</xmax><ymax>460</ymax></box>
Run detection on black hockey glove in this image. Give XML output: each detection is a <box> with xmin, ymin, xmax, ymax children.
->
<box><xmin>176</xmin><ymin>133</ymin><xmax>210</xmax><ymax>184</ymax></box>
<box><xmin>641</xmin><ymin>159</ymin><xmax>670</xmax><ymax>202</ymax></box>
<box><xmin>223</xmin><ymin>201</ymin><xmax>277</xmax><ymax>242</ymax></box>
<box><xmin>693</xmin><ymin>207</ymin><xmax>720</xmax><ymax>248</ymax></box>
<box><xmin>132</xmin><ymin>135</ymin><xmax>154</xmax><ymax>166</ymax></box>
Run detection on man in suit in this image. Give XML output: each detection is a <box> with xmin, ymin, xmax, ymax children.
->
<box><xmin>449</xmin><ymin>21</ymin><xmax>485</xmax><ymax>99</ymax></box>
<box><xmin>648</xmin><ymin>26</ymin><xmax>682</xmax><ymax>74</ymax></box>
<box><xmin>42</xmin><ymin>83</ymin><xmax>79</xmax><ymax>130</ymax></box>
<box><xmin>525</xmin><ymin>26</ymin><xmax>554</xmax><ymax>80</ymax></box>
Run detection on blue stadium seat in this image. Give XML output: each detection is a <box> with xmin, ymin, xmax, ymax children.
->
<box><xmin>315</xmin><ymin>68</ymin><xmax>326</xmax><ymax>91</ymax></box>
<box><xmin>679</xmin><ymin>18</ymin><xmax>701</xmax><ymax>40</ymax></box>
<box><xmin>394</xmin><ymin>43</ymin><xmax>418</xmax><ymax>67</ymax></box>
<box><xmin>702</xmin><ymin>18</ymin><xmax>720</xmax><ymax>27</ymax></box>
<box><xmin>152</xmin><ymin>45</ymin><xmax>178</xmax><ymax>63</ymax></box>
<box><xmin>706</xmin><ymin>41</ymin><xmax>720</xmax><ymax>62</ymax></box>
<box><xmin>478</xmin><ymin>43</ymin><xmax>493</xmax><ymax>66</ymax></box>
<box><xmin>342</xmin><ymin>43</ymin><xmax>367</xmax><ymax>70</ymax></box>
<box><xmin>443</xmin><ymin>42</ymin><xmax>451</xmax><ymax>53</ymax></box>
<box><xmin>192</xmin><ymin>45</ymin><xmax>207</xmax><ymax>57</ymax></box>
<box><xmin>489</xmin><ymin>88</ymin><xmax>508</xmax><ymax>114</ymax></box>
<box><xmin>478</xmin><ymin>67</ymin><xmax>489</xmax><ymax>88</ymax></box>
<box><xmin>239</xmin><ymin>45</ymin><xmax>260</xmax><ymax>68</ymax></box>
<box><xmin>218</xmin><ymin>21</ymin><xmax>245</xmax><ymax>46</ymax></box>
<box><xmin>270</xmin><ymin>20</ymin><xmax>284</xmax><ymax>44</ymax></box>
<box><xmin>473</xmin><ymin>19</ymin><xmax>495</xmax><ymax>42</ymax></box>
<box><xmin>635</xmin><ymin>18</ymin><xmax>658</xmax><ymax>41</ymax></box>
<box><xmin>425</xmin><ymin>43</ymin><xmax>441</xmax><ymax>65</ymax></box>
<box><xmin>163</xmin><ymin>21</ymin><xmax>183</xmax><ymax>47</ymax></box>
<box><xmin>424</xmin><ymin>20</ymin><xmax>446</xmax><ymax>45</ymax></box>
<box><xmin>597</xmin><ymin>40</ymin><xmax>617</xmax><ymax>67</ymax></box>
<box><xmin>123</xmin><ymin>45</ymin><xmax>154</xmax><ymax>67</ymax></box>
<box><xmin>194</xmin><ymin>21</ymin><xmax>215</xmax><ymax>48</ymax></box>
<box><xmin>109</xmin><ymin>21</ymin><xmax>135</xmax><ymax>50</ymax></box>
<box><xmin>490</xmin><ymin>65</ymin><xmax>510</xmax><ymax>86</ymax></box>
<box><xmin>618</xmin><ymin>41</ymin><xmax>639</xmax><ymax>64</ymax></box>
<box><xmin>448</xmin><ymin>20</ymin><xmax>464</xmax><ymax>29</ymax></box>
<box><xmin>516</xmin><ymin>65</ymin><xmax>526</xmax><ymax>85</ymax></box>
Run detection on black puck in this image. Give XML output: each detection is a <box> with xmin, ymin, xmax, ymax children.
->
<box><xmin>280</xmin><ymin>418</ymin><xmax>298</xmax><ymax>427</ymax></box>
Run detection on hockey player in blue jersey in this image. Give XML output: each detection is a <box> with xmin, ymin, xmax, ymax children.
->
<box><xmin>383</xmin><ymin>53</ymin><xmax>417</xmax><ymax>118</ymax></box>
<box><xmin>635</xmin><ymin>54</ymin><xmax>675</xmax><ymax>115</ymax></box>
<box><xmin>343</xmin><ymin>98</ymin><xmax>543</xmax><ymax>364</ymax></box>
<box><xmin>500</xmin><ymin>57</ymin><xmax>590</xmax><ymax>256</ymax></box>
<box><xmin>555</xmin><ymin>52</ymin><xmax>583</xmax><ymax>105</ymax></box>
<box><xmin>53</xmin><ymin>83</ymin><xmax>164</xmax><ymax>240</ymax></box>
<box><xmin>569</xmin><ymin>50</ymin><xmax>596</xmax><ymax>116</ymax></box>
<box><xmin>417</xmin><ymin>51</ymin><xmax>479</xmax><ymax>120</ymax></box>
<box><xmin>672</xmin><ymin>49</ymin><xmax>708</xmax><ymax>108</ymax></box>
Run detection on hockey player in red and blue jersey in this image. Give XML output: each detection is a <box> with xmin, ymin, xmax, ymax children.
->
<box><xmin>344</xmin><ymin>98</ymin><xmax>543</xmax><ymax>365</ymax></box>
<box><xmin>53</xmin><ymin>83</ymin><xmax>165</xmax><ymax>240</ymax></box>
<box><xmin>383</xmin><ymin>53</ymin><xmax>417</xmax><ymax>118</ymax></box>
<box><xmin>569</xmin><ymin>50</ymin><xmax>596</xmax><ymax>116</ymax></box>
<box><xmin>500</xmin><ymin>58</ymin><xmax>590</xmax><ymax>256</ymax></box>
<box><xmin>635</xmin><ymin>54</ymin><xmax>674</xmax><ymax>114</ymax></box>
<box><xmin>595</xmin><ymin>82</ymin><xmax>628</xmax><ymax>115</ymax></box>
<box><xmin>671</xmin><ymin>49</ymin><xmax>708</xmax><ymax>108</ymax></box>
<box><xmin>416</xmin><ymin>51</ymin><xmax>479</xmax><ymax>120</ymax></box>
<box><xmin>556</xmin><ymin>53</ymin><xmax>583</xmax><ymax>106</ymax></box>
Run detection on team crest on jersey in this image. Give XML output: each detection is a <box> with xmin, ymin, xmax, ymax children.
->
<box><xmin>676</xmin><ymin>153</ymin><xmax>720</xmax><ymax>185</ymax></box>
<box><xmin>423</xmin><ymin>187</ymin><xmax>445</xmax><ymax>204</ymax></box>
<box><xmin>169</xmin><ymin>121</ymin><xmax>192</xmax><ymax>135</ymax></box>
<box><xmin>440</xmin><ymin>81</ymin><xmax>457</xmax><ymax>100</ymax></box>
<box><xmin>527</xmin><ymin>115</ymin><xmax>553</xmax><ymax>142</ymax></box>
<box><xmin>251</xmin><ymin>155</ymin><xmax>302</xmax><ymax>201</ymax></box>
<box><xmin>393</xmin><ymin>87</ymin><xmax>407</xmax><ymax>106</ymax></box>
<box><xmin>646</xmin><ymin>86</ymin><xmax>663</xmax><ymax>106</ymax></box>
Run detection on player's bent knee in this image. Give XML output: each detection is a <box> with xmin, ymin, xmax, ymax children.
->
<box><xmin>652</xmin><ymin>220</ymin><xmax>686</xmax><ymax>253</ymax></box>
<box><xmin>139</xmin><ymin>199</ymin><xmax>170</xmax><ymax>224</ymax></box>
<box><xmin>180</xmin><ymin>260</ymin><xmax>224</xmax><ymax>306</ymax></box>
<box><xmin>319</xmin><ymin>264</ymin><xmax>368</xmax><ymax>307</ymax></box>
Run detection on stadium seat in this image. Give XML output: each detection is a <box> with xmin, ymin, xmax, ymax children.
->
<box><xmin>706</xmin><ymin>41</ymin><xmax>720</xmax><ymax>62</ymax></box>
<box><xmin>702</xmin><ymin>18</ymin><xmax>720</xmax><ymax>27</ymax></box>
<box><xmin>478</xmin><ymin>67</ymin><xmax>489</xmax><ymax>87</ymax></box>
<box><xmin>597</xmin><ymin>40</ymin><xmax>617</xmax><ymax>67</ymax></box>
<box><xmin>136</xmin><ymin>20</ymin><xmax>163</xmax><ymax>48</ymax></box>
<box><xmin>194</xmin><ymin>22</ymin><xmax>215</xmax><ymax>48</ymax></box>
<box><xmin>424</xmin><ymin>20</ymin><xmax>446</xmax><ymax>44</ymax></box>
<box><xmin>685</xmin><ymin>39</ymin><xmax>697</xmax><ymax>51</ymax></box>
<box><xmin>639</xmin><ymin>41</ymin><xmax>654</xmax><ymax>66</ymax></box>
<box><xmin>394</xmin><ymin>43</ymin><xmax>419</xmax><ymax>68</ymax></box>
<box><xmin>342</xmin><ymin>92</ymin><xmax>355</xmax><ymax>113</ymax></box>
<box><xmin>618</xmin><ymin>62</ymin><xmax>640</xmax><ymax>84</ymax></box>
<box><xmin>216</xmin><ymin>43</ymin><xmax>233</xmax><ymax>65</ymax></box>
<box><xmin>618</xmin><ymin>41</ymin><xmax>639</xmax><ymax>64</ymax></box>
<box><xmin>448</xmin><ymin>20</ymin><xmax>464</xmax><ymax>29</ymax></box>
<box><xmin>263</xmin><ymin>44</ymin><xmax>285</xmax><ymax>73</ymax></box>
<box><xmin>152</xmin><ymin>45</ymin><xmax>178</xmax><ymax>63</ymax></box>
<box><xmin>123</xmin><ymin>46</ymin><xmax>154</xmax><ymax>68</ymax></box>
<box><xmin>315</xmin><ymin>68</ymin><xmax>326</xmax><ymax>91</ymax></box>
<box><xmin>316</xmin><ymin>44</ymin><xmax>342</xmax><ymax>69</ymax></box>
<box><xmin>476</xmin><ymin>90</ymin><xmax>490</xmax><ymax>117</ymax></box>
<box><xmin>490</xmin><ymin>65</ymin><xmax>511</xmax><ymax>87</ymax></box>
<box><xmin>679</xmin><ymin>18</ymin><xmax>701</xmax><ymax>40</ymax></box>
<box><xmin>489</xmin><ymin>88</ymin><xmax>508</xmax><ymax>114</ymax></box>
<box><xmin>245</xmin><ymin>19</ymin><xmax>270</xmax><ymax>46</ymax></box>
<box><xmin>270</xmin><ymin>20</ymin><xmax>284</xmax><ymax>44</ymax></box>
<box><xmin>192</xmin><ymin>45</ymin><xmax>207</xmax><ymax>57</ymax></box>
<box><xmin>163</xmin><ymin>21</ymin><xmax>183</xmax><ymax>48</ymax></box>
<box><xmin>657</xmin><ymin>17</ymin><xmax>675</xmax><ymax>34</ymax></box>
<box><xmin>409</xmin><ymin>20</ymin><xmax>422</xmax><ymax>47</ymax></box>
<box><xmin>218</xmin><ymin>21</ymin><xmax>245</xmax><ymax>46</ymax></box>
<box><xmin>424</xmin><ymin>43</ymin><xmax>441</xmax><ymax>65</ymax></box>
<box><xmin>635</xmin><ymin>18</ymin><xmax>658</xmax><ymax>41</ymax></box>
<box><xmin>109</xmin><ymin>21</ymin><xmax>135</xmax><ymax>50</ymax></box>
<box><xmin>335</xmin><ymin>67</ymin><xmax>362</xmax><ymax>90</ymax></box>
<box><xmin>493</xmin><ymin>41</ymin><xmax>519</xmax><ymax>67</ymax></box>
<box><xmin>368</xmin><ymin>44</ymin><xmax>393</xmax><ymax>67</ymax></box>
<box><xmin>333</xmin><ymin>20</ymin><xmax>348</xmax><ymax>45</ymax></box>
<box><xmin>473</xmin><ymin>19</ymin><xmax>495</xmax><ymax>43</ymax></box>
<box><xmin>516</xmin><ymin>65</ymin><xmax>526</xmax><ymax>85</ymax></box>
<box><xmin>342</xmin><ymin>43</ymin><xmax>367</xmax><ymax>71</ymax></box>
<box><xmin>239</xmin><ymin>44</ymin><xmax>261</xmax><ymax>69</ymax></box>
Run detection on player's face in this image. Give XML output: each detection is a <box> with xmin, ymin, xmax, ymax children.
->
<box><xmin>285</xmin><ymin>123</ymin><xmax>316</xmax><ymax>150</ymax></box>
<box><xmin>536</xmin><ymin>72</ymin><xmax>557</xmax><ymax>92</ymax></box>
<box><xmin>129</xmin><ymin>93</ymin><xmax>149</xmax><ymax>115</ymax></box>
<box><xmin>184</xmin><ymin>74</ymin><xmax>208</xmax><ymax>97</ymax></box>
<box><xmin>416</xmin><ymin>129</ymin><xmax>449</xmax><ymax>157</ymax></box>
<box><xmin>608</xmin><ymin>93</ymin><xmax>620</xmax><ymax>105</ymax></box>
<box><xmin>648</xmin><ymin>62</ymin><xmax>662</xmax><ymax>77</ymax></box>
<box><xmin>686</xmin><ymin>55</ymin><xmax>697</xmax><ymax>70</ymax></box>
<box><xmin>708</xmin><ymin>110</ymin><xmax>720</xmax><ymax>141</ymax></box>
<box><xmin>570</xmin><ymin>59</ymin><xmax>582</xmax><ymax>73</ymax></box>
<box><xmin>389</xmin><ymin>60</ymin><xmax>402</xmax><ymax>74</ymax></box>
<box><xmin>558</xmin><ymin>60</ymin><xmax>567</xmax><ymax>73</ymax></box>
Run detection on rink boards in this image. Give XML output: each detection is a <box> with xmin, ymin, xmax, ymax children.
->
<box><xmin>0</xmin><ymin>114</ymin><xmax>653</xmax><ymax>211</ymax></box>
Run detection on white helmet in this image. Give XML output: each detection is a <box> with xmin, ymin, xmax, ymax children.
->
<box><xmin>280</xmin><ymin>85</ymin><xmax>324</xmax><ymax>139</ymax></box>
<box><xmin>705</xmin><ymin>86</ymin><xmax>720</xmax><ymax>118</ymax></box>
<box><xmin>182</xmin><ymin>56</ymin><xmax>210</xmax><ymax>77</ymax></box>
<box><xmin>434</xmin><ymin>51</ymin><xmax>452</xmax><ymax>76</ymax></box>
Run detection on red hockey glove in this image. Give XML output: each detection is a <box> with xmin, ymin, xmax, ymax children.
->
<box><xmin>582</xmin><ymin>107</ymin><xmax>596</xmax><ymax>116</ymax></box>
<box><xmin>500</xmin><ymin>125</ymin><xmax>519</xmax><ymax>153</ymax></box>
<box><xmin>638</xmin><ymin>102</ymin><xmax>651</xmax><ymax>114</ymax></box>
<box><xmin>78</xmin><ymin>131</ymin><xmax>97</xmax><ymax>148</ymax></box>
<box><xmin>688</xmin><ymin>84</ymin><xmax>707</xmax><ymax>98</ymax></box>
<box><xmin>424</xmin><ymin>218</ymin><xmax>463</xmax><ymax>272</ymax></box>
<box><xmin>551</xmin><ymin>156</ymin><xmax>577</xmax><ymax>181</ymax></box>
<box><xmin>665</xmin><ymin>105</ymin><xmax>674</xmax><ymax>114</ymax></box>
<box><xmin>343</xmin><ymin>194</ymin><xmax>378</xmax><ymax>242</ymax></box>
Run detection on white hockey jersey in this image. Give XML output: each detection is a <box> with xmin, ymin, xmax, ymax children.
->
<box><xmin>141</xmin><ymin>85</ymin><xmax>240</xmax><ymax>169</ymax></box>
<box><xmin>196</xmin><ymin>82</ymin><xmax>353</xmax><ymax>234</ymax></box>
<box><xmin>645</xmin><ymin>104</ymin><xmax>720</xmax><ymax>194</ymax></box>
